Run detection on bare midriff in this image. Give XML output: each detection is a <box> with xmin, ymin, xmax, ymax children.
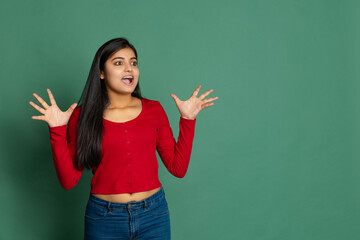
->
<box><xmin>93</xmin><ymin>187</ymin><xmax>162</xmax><ymax>203</ymax></box>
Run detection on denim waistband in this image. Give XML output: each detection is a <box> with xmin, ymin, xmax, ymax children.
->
<box><xmin>88</xmin><ymin>186</ymin><xmax>165</xmax><ymax>210</ymax></box>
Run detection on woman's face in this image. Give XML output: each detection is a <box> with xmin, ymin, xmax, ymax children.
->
<box><xmin>100</xmin><ymin>47</ymin><xmax>139</xmax><ymax>95</ymax></box>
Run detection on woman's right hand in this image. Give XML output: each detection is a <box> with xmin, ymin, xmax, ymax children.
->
<box><xmin>29</xmin><ymin>88</ymin><xmax>78</xmax><ymax>128</ymax></box>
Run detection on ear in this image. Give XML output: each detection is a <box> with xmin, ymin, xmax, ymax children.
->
<box><xmin>100</xmin><ymin>70</ymin><xmax>105</xmax><ymax>79</ymax></box>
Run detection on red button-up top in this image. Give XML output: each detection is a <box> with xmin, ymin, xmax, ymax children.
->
<box><xmin>48</xmin><ymin>98</ymin><xmax>196</xmax><ymax>194</ymax></box>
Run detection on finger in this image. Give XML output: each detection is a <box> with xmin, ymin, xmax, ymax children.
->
<box><xmin>202</xmin><ymin>96</ymin><xmax>219</xmax><ymax>104</ymax></box>
<box><xmin>33</xmin><ymin>92</ymin><xmax>50</xmax><ymax>109</ymax></box>
<box><xmin>199</xmin><ymin>89</ymin><xmax>214</xmax><ymax>100</ymax></box>
<box><xmin>201</xmin><ymin>102</ymin><xmax>215</xmax><ymax>109</ymax></box>
<box><xmin>192</xmin><ymin>85</ymin><xmax>202</xmax><ymax>97</ymax></box>
<box><xmin>170</xmin><ymin>94</ymin><xmax>181</xmax><ymax>104</ymax></box>
<box><xmin>66</xmin><ymin>103</ymin><xmax>78</xmax><ymax>114</ymax></box>
<box><xmin>31</xmin><ymin>115</ymin><xmax>46</xmax><ymax>121</ymax></box>
<box><xmin>29</xmin><ymin>101</ymin><xmax>46</xmax><ymax>115</ymax></box>
<box><xmin>47</xmin><ymin>88</ymin><xmax>57</xmax><ymax>106</ymax></box>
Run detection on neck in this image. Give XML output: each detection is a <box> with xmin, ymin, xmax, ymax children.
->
<box><xmin>107</xmin><ymin>92</ymin><xmax>135</xmax><ymax>109</ymax></box>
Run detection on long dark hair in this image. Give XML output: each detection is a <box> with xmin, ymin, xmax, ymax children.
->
<box><xmin>74</xmin><ymin>37</ymin><xmax>142</xmax><ymax>171</ymax></box>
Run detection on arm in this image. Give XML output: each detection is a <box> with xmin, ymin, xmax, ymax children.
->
<box><xmin>48</xmin><ymin>107</ymin><xmax>82</xmax><ymax>190</ymax></box>
<box><xmin>156</xmin><ymin>102</ymin><xmax>196</xmax><ymax>178</ymax></box>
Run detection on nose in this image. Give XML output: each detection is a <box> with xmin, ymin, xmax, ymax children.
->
<box><xmin>125</xmin><ymin>62</ymin><xmax>132</xmax><ymax>72</ymax></box>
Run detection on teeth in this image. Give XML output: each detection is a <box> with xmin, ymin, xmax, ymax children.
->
<box><xmin>122</xmin><ymin>76</ymin><xmax>133</xmax><ymax>79</ymax></box>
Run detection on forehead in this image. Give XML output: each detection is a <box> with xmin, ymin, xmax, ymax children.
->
<box><xmin>109</xmin><ymin>47</ymin><xmax>136</xmax><ymax>60</ymax></box>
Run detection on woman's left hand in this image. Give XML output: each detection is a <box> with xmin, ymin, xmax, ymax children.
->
<box><xmin>170</xmin><ymin>85</ymin><xmax>219</xmax><ymax>120</ymax></box>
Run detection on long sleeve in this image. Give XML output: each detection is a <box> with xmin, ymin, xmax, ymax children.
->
<box><xmin>48</xmin><ymin>107</ymin><xmax>82</xmax><ymax>190</ymax></box>
<box><xmin>156</xmin><ymin>102</ymin><xmax>196</xmax><ymax>178</ymax></box>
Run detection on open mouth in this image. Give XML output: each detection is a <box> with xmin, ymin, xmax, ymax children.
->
<box><xmin>122</xmin><ymin>76</ymin><xmax>134</xmax><ymax>85</ymax></box>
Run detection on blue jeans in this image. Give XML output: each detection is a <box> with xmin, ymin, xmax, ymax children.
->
<box><xmin>84</xmin><ymin>186</ymin><xmax>171</xmax><ymax>240</ymax></box>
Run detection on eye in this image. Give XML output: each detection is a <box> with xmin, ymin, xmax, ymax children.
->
<box><xmin>115</xmin><ymin>61</ymin><xmax>122</xmax><ymax>66</ymax></box>
<box><xmin>132</xmin><ymin>61</ymin><xmax>138</xmax><ymax>66</ymax></box>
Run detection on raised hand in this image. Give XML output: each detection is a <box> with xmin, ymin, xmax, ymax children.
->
<box><xmin>170</xmin><ymin>85</ymin><xmax>218</xmax><ymax>120</ymax></box>
<box><xmin>29</xmin><ymin>88</ymin><xmax>78</xmax><ymax>128</ymax></box>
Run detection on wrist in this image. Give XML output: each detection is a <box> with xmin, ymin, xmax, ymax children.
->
<box><xmin>181</xmin><ymin>115</ymin><xmax>195</xmax><ymax>120</ymax></box>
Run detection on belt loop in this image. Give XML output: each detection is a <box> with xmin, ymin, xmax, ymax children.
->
<box><xmin>143</xmin><ymin>199</ymin><xmax>147</xmax><ymax>211</ymax></box>
<box><xmin>107</xmin><ymin>202</ymin><xmax>112</xmax><ymax>213</ymax></box>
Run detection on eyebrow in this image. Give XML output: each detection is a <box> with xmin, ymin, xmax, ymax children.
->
<box><xmin>111</xmin><ymin>57</ymin><xmax>137</xmax><ymax>61</ymax></box>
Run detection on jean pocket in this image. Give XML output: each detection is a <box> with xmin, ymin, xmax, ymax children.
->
<box><xmin>84</xmin><ymin>200</ymin><xmax>109</xmax><ymax>220</ymax></box>
<box><xmin>145</xmin><ymin>196</ymin><xmax>169</xmax><ymax>216</ymax></box>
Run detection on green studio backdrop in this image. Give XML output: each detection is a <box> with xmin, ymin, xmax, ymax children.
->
<box><xmin>0</xmin><ymin>0</ymin><xmax>359</xmax><ymax>239</ymax></box>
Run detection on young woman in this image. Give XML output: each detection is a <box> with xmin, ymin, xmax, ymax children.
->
<box><xmin>29</xmin><ymin>37</ymin><xmax>218</xmax><ymax>239</ymax></box>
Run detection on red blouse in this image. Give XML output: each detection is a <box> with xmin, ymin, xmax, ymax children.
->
<box><xmin>48</xmin><ymin>98</ymin><xmax>196</xmax><ymax>194</ymax></box>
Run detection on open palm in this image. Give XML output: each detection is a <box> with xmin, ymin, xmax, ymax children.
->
<box><xmin>29</xmin><ymin>88</ymin><xmax>78</xmax><ymax>128</ymax></box>
<box><xmin>170</xmin><ymin>85</ymin><xmax>218</xmax><ymax>120</ymax></box>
